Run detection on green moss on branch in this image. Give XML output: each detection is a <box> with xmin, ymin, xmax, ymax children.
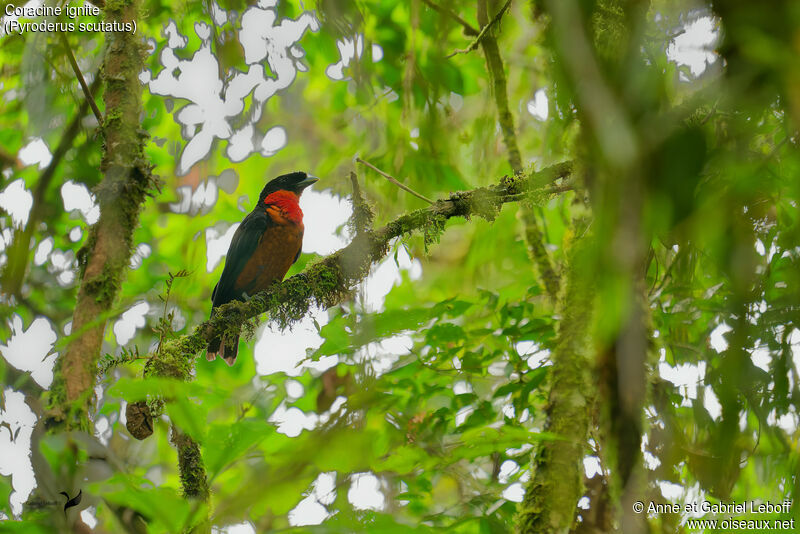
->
<box><xmin>171</xmin><ymin>427</ymin><xmax>210</xmax><ymax>501</ymax></box>
<box><xmin>133</xmin><ymin>163</ymin><xmax>572</xmax><ymax>510</ymax></box>
<box><xmin>48</xmin><ymin>0</ymin><xmax>159</xmax><ymax>430</ymax></box>
<box><xmin>516</xmin><ymin>239</ymin><xmax>594</xmax><ymax>533</ymax></box>
<box><xmin>476</xmin><ymin>0</ymin><xmax>561</xmax><ymax>302</ymax></box>
<box><xmin>150</xmin><ymin>162</ymin><xmax>573</xmax><ymax>367</ymax></box>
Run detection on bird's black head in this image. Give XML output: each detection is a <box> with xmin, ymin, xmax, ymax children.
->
<box><xmin>258</xmin><ymin>171</ymin><xmax>319</xmax><ymax>202</ymax></box>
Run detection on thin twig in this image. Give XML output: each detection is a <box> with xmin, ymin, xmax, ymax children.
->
<box><xmin>356</xmin><ymin>157</ymin><xmax>435</xmax><ymax>204</ymax></box>
<box><xmin>446</xmin><ymin>0</ymin><xmax>513</xmax><ymax>58</ymax></box>
<box><xmin>421</xmin><ymin>0</ymin><xmax>479</xmax><ymax>36</ymax></box>
<box><xmin>60</xmin><ymin>33</ymin><xmax>103</xmax><ymax>123</ymax></box>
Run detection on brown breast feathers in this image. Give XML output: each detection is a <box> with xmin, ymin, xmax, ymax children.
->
<box><xmin>233</xmin><ymin>206</ymin><xmax>304</xmax><ymax>297</ymax></box>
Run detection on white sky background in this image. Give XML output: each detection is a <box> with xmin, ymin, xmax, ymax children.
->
<box><xmin>0</xmin><ymin>5</ymin><xmax>778</xmax><ymax>527</ymax></box>
<box><xmin>144</xmin><ymin>2</ymin><xmax>320</xmax><ymax>175</ymax></box>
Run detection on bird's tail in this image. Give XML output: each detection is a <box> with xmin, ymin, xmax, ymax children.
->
<box><xmin>206</xmin><ymin>334</ymin><xmax>239</xmax><ymax>366</ymax></box>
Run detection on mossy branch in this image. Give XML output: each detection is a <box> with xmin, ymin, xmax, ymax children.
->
<box><xmin>475</xmin><ymin>0</ymin><xmax>561</xmax><ymax>303</ymax></box>
<box><xmin>516</xmin><ymin>237</ymin><xmax>594</xmax><ymax>533</ymax></box>
<box><xmin>171</xmin><ymin>426</ymin><xmax>210</xmax><ymax>501</ymax></box>
<box><xmin>127</xmin><ymin>162</ymin><xmax>570</xmax><ymax>508</ymax></box>
<box><xmin>48</xmin><ymin>0</ymin><xmax>157</xmax><ymax>431</ymax></box>
<box><xmin>477</xmin><ymin>0</ymin><xmax>522</xmax><ymax>174</ymax></box>
<box><xmin>153</xmin><ymin>162</ymin><xmax>574</xmax><ymax>369</ymax></box>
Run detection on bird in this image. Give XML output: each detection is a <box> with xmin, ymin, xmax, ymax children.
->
<box><xmin>207</xmin><ymin>171</ymin><xmax>318</xmax><ymax>365</ymax></box>
<box><xmin>59</xmin><ymin>489</ymin><xmax>82</xmax><ymax>516</ymax></box>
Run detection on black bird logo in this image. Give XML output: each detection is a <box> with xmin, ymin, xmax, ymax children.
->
<box><xmin>59</xmin><ymin>489</ymin><xmax>82</xmax><ymax>516</ymax></box>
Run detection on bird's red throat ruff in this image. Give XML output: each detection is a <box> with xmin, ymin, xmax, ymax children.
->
<box><xmin>263</xmin><ymin>190</ymin><xmax>303</xmax><ymax>224</ymax></box>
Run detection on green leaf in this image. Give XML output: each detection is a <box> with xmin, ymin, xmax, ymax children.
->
<box><xmin>204</xmin><ymin>419</ymin><xmax>275</xmax><ymax>477</ymax></box>
<box><xmin>109</xmin><ymin>377</ymin><xmax>209</xmax><ymax>402</ymax></box>
<box><xmin>0</xmin><ymin>475</ymin><xmax>12</xmax><ymax>517</ymax></box>
<box><xmin>102</xmin><ymin>485</ymin><xmax>194</xmax><ymax>534</ymax></box>
<box><xmin>166</xmin><ymin>396</ymin><xmax>208</xmax><ymax>442</ymax></box>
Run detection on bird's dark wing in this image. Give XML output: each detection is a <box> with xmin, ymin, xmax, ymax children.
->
<box><xmin>212</xmin><ymin>210</ymin><xmax>272</xmax><ymax>309</ymax></box>
<box><xmin>293</xmin><ymin>228</ymin><xmax>304</xmax><ymax>264</ymax></box>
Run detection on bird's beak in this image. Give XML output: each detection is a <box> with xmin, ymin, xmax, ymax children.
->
<box><xmin>297</xmin><ymin>175</ymin><xmax>319</xmax><ymax>190</ymax></box>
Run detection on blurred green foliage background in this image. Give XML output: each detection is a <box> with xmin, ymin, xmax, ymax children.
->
<box><xmin>1</xmin><ymin>0</ymin><xmax>799</xmax><ymax>532</ymax></box>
